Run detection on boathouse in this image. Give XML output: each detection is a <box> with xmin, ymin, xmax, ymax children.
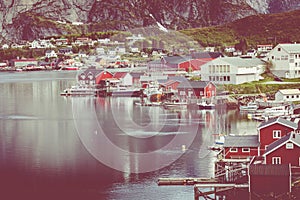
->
<box><xmin>221</xmin><ymin>135</ymin><xmax>259</xmax><ymax>160</ymax></box>
<box><xmin>113</xmin><ymin>72</ymin><xmax>133</xmax><ymax>86</ymax></box>
<box><xmin>275</xmin><ymin>89</ymin><xmax>300</xmax><ymax>102</ymax></box>
<box><xmin>257</xmin><ymin>117</ymin><xmax>298</xmax><ymax>155</ymax></box>
<box><xmin>249</xmin><ymin>164</ymin><xmax>291</xmax><ymax>198</ymax></box>
<box><xmin>78</xmin><ymin>67</ymin><xmax>103</xmax><ymax>85</ymax></box>
<box><xmin>263</xmin><ymin>132</ymin><xmax>300</xmax><ymax>166</ymax></box>
<box><xmin>176</xmin><ymin>81</ymin><xmax>216</xmax><ymax>100</ymax></box>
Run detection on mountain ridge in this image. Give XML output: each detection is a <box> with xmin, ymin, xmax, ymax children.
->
<box><xmin>0</xmin><ymin>0</ymin><xmax>299</xmax><ymax>43</ymax></box>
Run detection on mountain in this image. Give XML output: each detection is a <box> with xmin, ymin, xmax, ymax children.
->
<box><xmin>0</xmin><ymin>0</ymin><xmax>300</xmax><ymax>43</ymax></box>
<box><xmin>181</xmin><ymin>9</ymin><xmax>300</xmax><ymax>48</ymax></box>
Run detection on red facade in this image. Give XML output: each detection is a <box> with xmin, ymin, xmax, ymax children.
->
<box><xmin>95</xmin><ymin>71</ymin><xmax>113</xmax><ymax>84</ymax></box>
<box><xmin>259</xmin><ymin>123</ymin><xmax>295</xmax><ymax>154</ymax></box>
<box><xmin>223</xmin><ymin>147</ymin><xmax>259</xmax><ymax>159</ymax></box>
<box><xmin>265</xmin><ymin>142</ymin><xmax>300</xmax><ymax>166</ymax></box>
<box><xmin>204</xmin><ymin>82</ymin><xmax>216</xmax><ymax>98</ymax></box>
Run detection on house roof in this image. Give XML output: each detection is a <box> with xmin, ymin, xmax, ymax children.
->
<box><xmin>168</xmin><ymin>76</ymin><xmax>188</xmax><ymax>83</ymax></box>
<box><xmin>191</xmin><ymin>52</ymin><xmax>223</xmax><ymax>59</ymax></box>
<box><xmin>158</xmin><ymin>79</ymin><xmax>180</xmax><ymax>87</ymax></box>
<box><xmin>257</xmin><ymin>117</ymin><xmax>298</xmax><ymax>130</ymax></box>
<box><xmin>216</xmin><ymin>57</ymin><xmax>265</xmax><ymax>67</ymax></box>
<box><xmin>113</xmin><ymin>72</ymin><xmax>129</xmax><ymax>79</ymax></box>
<box><xmin>249</xmin><ymin>164</ymin><xmax>290</xmax><ymax>176</ymax></box>
<box><xmin>277</xmin><ymin>89</ymin><xmax>300</xmax><ymax>95</ymax></box>
<box><xmin>279</xmin><ymin>43</ymin><xmax>300</xmax><ymax>53</ymax></box>
<box><xmin>264</xmin><ymin>132</ymin><xmax>300</xmax><ymax>156</ymax></box>
<box><xmin>130</xmin><ymin>72</ymin><xmax>144</xmax><ymax>78</ymax></box>
<box><xmin>177</xmin><ymin>80</ymin><xmax>211</xmax><ymax>89</ymax></box>
<box><xmin>223</xmin><ymin>135</ymin><xmax>259</xmax><ymax>148</ymax></box>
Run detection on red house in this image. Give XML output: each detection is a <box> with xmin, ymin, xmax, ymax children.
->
<box><xmin>263</xmin><ymin>132</ymin><xmax>300</xmax><ymax>167</ymax></box>
<box><xmin>159</xmin><ymin>79</ymin><xmax>181</xmax><ymax>92</ymax></box>
<box><xmin>176</xmin><ymin>81</ymin><xmax>216</xmax><ymax>99</ymax></box>
<box><xmin>95</xmin><ymin>71</ymin><xmax>113</xmax><ymax>85</ymax></box>
<box><xmin>221</xmin><ymin>135</ymin><xmax>259</xmax><ymax>159</ymax></box>
<box><xmin>257</xmin><ymin>117</ymin><xmax>298</xmax><ymax>155</ymax></box>
<box><xmin>249</xmin><ymin>164</ymin><xmax>291</xmax><ymax>197</ymax></box>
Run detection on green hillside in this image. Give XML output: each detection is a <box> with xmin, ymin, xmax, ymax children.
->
<box><xmin>180</xmin><ymin>9</ymin><xmax>300</xmax><ymax>48</ymax></box>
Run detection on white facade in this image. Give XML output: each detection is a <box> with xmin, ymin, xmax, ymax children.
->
<box><xmin>275</xmin><ymin>89</ymin><xmax>300</xmax><ymax>102</ymax></box>
<box><xmin>267</xmin><ymin>43</ymin><xmax>300</xmax><ymax>78</ymax></box>
<box><xmin>45</xmin><ymin>50</ymin><xmax>57</xmax><ymax>58</ymax></box>
<box><xmin>201</xmin><ymin>57</ymin><xmax>265</xmax><ymax>85</ymax></box>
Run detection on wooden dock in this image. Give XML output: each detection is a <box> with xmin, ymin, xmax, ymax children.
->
<box><xmin>157</xmin><ymin>177</ymin><xmax>217</xmax><ymax>186</ymax></box>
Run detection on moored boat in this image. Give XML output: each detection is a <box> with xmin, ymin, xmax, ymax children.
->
<box><xmin>60</xmin><ymin>85</ymin><xmax>96</xmax><ymax>96</ymax></box>
<box><xmin>197</xmin><ymin>101</ymin><xmax>216</xmax><ymax>110</ymax></box>
<box><xmin>239</xmin><ymin>102</ymin><xmax>258</xmax><ymax>111</ymax></box>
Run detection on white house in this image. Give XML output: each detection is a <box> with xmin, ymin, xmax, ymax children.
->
<box><xmin>45</xmin><ymin>50</ymin><xmax>57</xmax><ymax>58</ymax></box>
<box><xmin>201</xmin><ymin>57</ymin><xmax>265</xmax><ymax>85</ymax></box>
<box><xmin>257</xmin><ymin>44</ymin><xmax>273</xmax><ymax>53</ymax></box>
<box><xmin>275</xmin><ymin>89</ymin><xmax>300</xmax><ymax>102</ymax></box>
<box><xmin>267</xmin><ymin>43</ymin><xmax>300</xmax><ymax>78</ymax></box>
<box><xmin>113</xmin><ymin>72</ymin><xmax>133</xmax><ymax>86</ymax></box>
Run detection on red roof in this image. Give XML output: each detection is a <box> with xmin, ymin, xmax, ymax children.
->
<box><xmin>113</xmin><ymin>72</ymin><xmax>128</xmax><ymax>79</ymax></box>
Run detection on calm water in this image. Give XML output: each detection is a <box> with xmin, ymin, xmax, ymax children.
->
<box><xmin>0</xmin><ymin>71</ymin><xmax>258</xmax><ymax>200</ymax></box>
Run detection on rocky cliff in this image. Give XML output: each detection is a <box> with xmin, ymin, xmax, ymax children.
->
<box><xmin>0</xmin><ymin>0</ymin><xmax>299</xmax><ymax>43</ymax></box>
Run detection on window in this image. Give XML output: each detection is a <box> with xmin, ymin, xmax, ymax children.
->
<box><xmin>272</xmin><ymin>157</ymin><xmax>281</xmax><ymax>164</ymax></box>
<box><xmin>286</xmin><ymin>143</ymin><xmax>294</xmax><ymax>149</ymax></box>
<box><xmin>242</xmin><ymin>148</ymin><xmax>250</xmax><ymax>152</ymax></box>
<box><xmin>278</xmin><ymin>48</ymin><xmax>281</xmax><ymax>51</ymax></box>
<box><xmin>273</xmin><ymin>130</ymin><xmax>281</xmax><ymax>138</ymax></box>
<box><xmin>230</xmin><ymin>148</ymin><xmax>238</xmax><ymax>152</ymax></box>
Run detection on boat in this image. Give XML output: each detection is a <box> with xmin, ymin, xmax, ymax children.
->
<box><xmin>262</xmin><ymin>105</ymin><xmax>293</xmax><ymax>119</ymax></box>
<box><xmin>239</xmin><ymin>102</ymin><xmax>258</xmax><ymax>111</ymax></box>
<box><xmin>60</xmin><ymin>85</ymin><xmax>96</xmax><ymax>96</ymax></box>
<box><xmin>197</xmin><ymin>101</ymin><xmax>216</xmax><ymax>110</ymax></box>
<box><xmin>138</xmin><ymin>81</ymin><xmax>163</xmax><ymax>106</ymax></box>
<box><xmin>163</xmin><ymin>100</ymin><xmax>188</xmax><ymax>109</ymax></box>
<box><xmin>110</xmin><ymin>87</ymin><xmax>142</xmax><ymax>97</ymax></box>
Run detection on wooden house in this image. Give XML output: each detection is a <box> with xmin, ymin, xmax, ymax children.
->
<box><xmin>263</xmin><ymin>132</ymin><xmax>300</xmax><ymax>166</ymax></box>
<box><xmin>176</xmin><ymin>81</ymin><xmax>216</xmax><ymax>99</ymax></box>
<box><xmin>78</xmin><ymin>68</ymin><xmax>102</xmax><ymax>85</ymax></box>
<box><xmin>257</xmin><ymin>117</ymin><xmax>298</xmax><ymax>155</ymax></box>
<box><xmin>275</xmin><ymin>89</ymin><xmax>300</xmax><ymax>102</ymax></box>
<box><xmin>130</xmin><ymin>72</ymin><xmax>144</xmax><ymax>87</ymax></box>
<box><xmin>221</xmin><ymin>135</ymin><xmax>259</xmax><ymax>160</ymax></box>
<box><xmin>249</xmin><ymin>164</ymin><xmax>291</xmax><ymax>197</ymax></box>
<box><xmin>113</xmin><ymin>72</ymin><xmax>133</xmax><ymax>86</ymax></box>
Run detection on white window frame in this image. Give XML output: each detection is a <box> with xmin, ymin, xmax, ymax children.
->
<box><xmin>286</xmin><ymin>143</ymin><xmax>294</xmax><ymax>149</ymax></box>
<box><xmin>242</xmin><ymin>148</ymin><xmax>250</xmax><ymax>153</ymax></box>
<box><xmin>272</xmin><ymin>157</ymin><xmax>281</xmax><ymax>164</ymax></box>
<box><xmin>273</xmin><ymin>130</ymin><xmax>281</xmax><ymax>139</ymax></box>
<box><xmin>229</xmin><ymin>148</ymin><xmax>238</xmax><ymax>152</ymax></box>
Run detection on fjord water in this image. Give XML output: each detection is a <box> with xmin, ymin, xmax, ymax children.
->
<box><xmin>0</xmin><ymin>71</ymin><xmax>258</xmax><ymax>200</ymax></box>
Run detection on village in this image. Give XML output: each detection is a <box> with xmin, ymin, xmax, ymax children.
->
<box><xmin>2</xmin><ymin>33</ymin><xmax>300</xmax><ymax>199</ymax></box>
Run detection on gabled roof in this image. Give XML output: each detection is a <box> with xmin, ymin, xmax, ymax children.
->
<box><xmin>257</xmin><ymin>117</ymin><xmax>298</xmax><ymax>130</ymax></box>
<box><xmin>277</xmin><ymin>89</ymin><xmax>300</xmax><ymax>95</ymax></box>
<box><xmin>279</xmin><ymin>43</ymin><xmax>300</xmax><ymax>53</ymax></box>
<box><xmin>223</xmin><ymin>135</ymin><xmax>259</xmax><ymax>148</ymax></box>
<box><xmin>130</xmin><ymin>72</ymin><xmax>144</xmax><ymax>78</ymax></box>
<box><xmin>113</xmin><ymin>72</ymin><xmax>129</xmax><ymax>79</ymax></box>
<box><xmin>214</xmin><ymin>57</ymin><xmax>265</xmax><ymax>67</ymax></box>
<box><xmin>264</xmin><ymin>132</ymin><xmax>300</xmax><ymax>156</ymax></box>
<box><xmin>158</xmin><ymin>79</ymin><xmax>180</xmax><ymax>87</ymax></box>
<box><xmin>177</xmin><ymin>80</ymin><xmax>211</xmax><ymax>89</ymax></box>
<box><xmin>191</xmin><ymin>52</ymin><xmax>223</xmax><ymax>59</ymax></box>
<box><xmin>168</xmin><ymin>76</ymin><xmax>188</xmax><ymax>82</ymax></box>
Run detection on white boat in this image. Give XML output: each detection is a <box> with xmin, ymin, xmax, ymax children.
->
<box><xmin>110</xmin><ymin>87</ymin><xmax>142</xmax><ymax>97</ymax></box>
<box><xmin>60</xmin><ymin>85</ymin><xmax>96</xmax><ymax>96</ymax></box>
<box><xmin>163</xmin><ymin>101</ymin><xmax>188</xmax><ymax>109</ymax></box>
<box><xmin>143</xmin><ymin>81</ymin><xmax>163</xmax><ymax>103</ymax></box>
<box><xmin>262</xmin><ymin>105</ymin><xmax>293</xmax><ymax>119</ymax></box>
<box><xmin>239</xmin><ymin>102</ymin><xmax>258</xmax><ymax>111</ymax></box>
<box><xmin>197</xmin><ymin>101</ymin><xmax>216</xmax><ymax>110</ymax></box>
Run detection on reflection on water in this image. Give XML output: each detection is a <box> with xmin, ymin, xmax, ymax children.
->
<box><xmin>0</xmin><ymin>72</ymin><xmax>258</xmax><ymax>200</ymax></box>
